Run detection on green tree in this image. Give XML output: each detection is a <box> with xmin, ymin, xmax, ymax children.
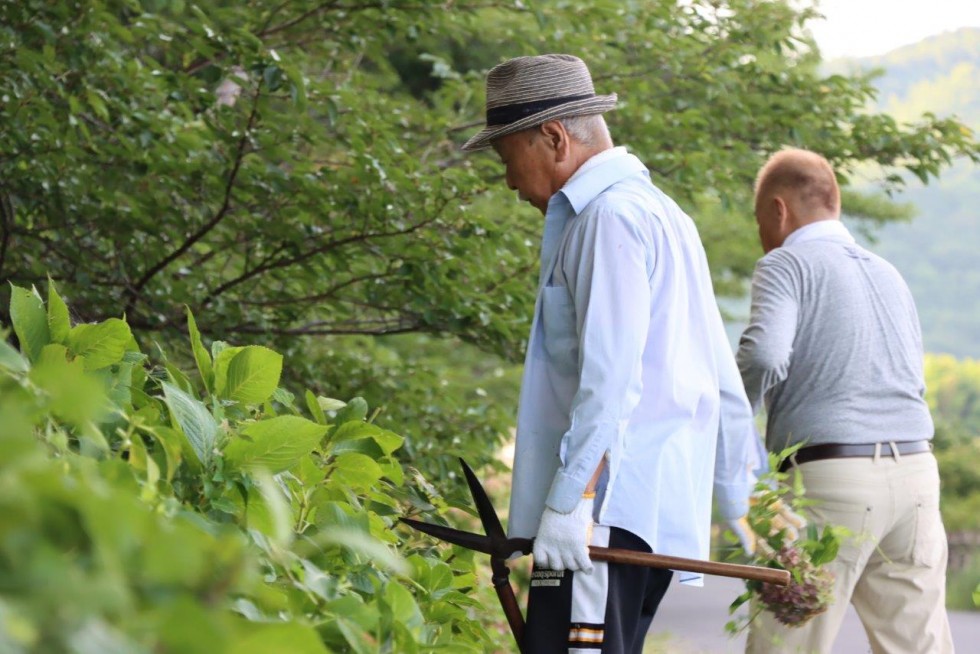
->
<box><xmin>925</xmin><ymin>354</ymin><xmax>980</xmax><ymax>433</ymax></box>
<box><xmin>922</xmin><ymin>354</ymin><xmax>980</xmax><ymax>610</ymax></box>
<box><xmin>2</xmin><ymin>0</ymin><xmax>975</xmax><ymax>345</ymax></box>
<box><xmin>1</xmin><ymin>0</ymin><xmax>977</xmax><ymax>479</ymax></box>
<box><xmin>923</xmin><ymin>354</ymin><xmax>980</xmax><ymax>533</ymax></box>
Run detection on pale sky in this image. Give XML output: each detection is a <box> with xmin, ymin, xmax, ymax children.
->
<box><xmin>807</xmin><ymin>0</ymin><xmax>980</xmax><ymax>59</ymax></box>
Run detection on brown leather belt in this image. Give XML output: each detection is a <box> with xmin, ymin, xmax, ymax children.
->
<box><xmin>778</xmin><ymin>440</ymin><xmax>931</xmax><ymax>473</ymax></box>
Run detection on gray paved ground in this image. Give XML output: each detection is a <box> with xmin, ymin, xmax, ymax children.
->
<box><xmin>646</xmin><ymin>576</ymin><xmax>980</xmax><ymax>653</ymax></box>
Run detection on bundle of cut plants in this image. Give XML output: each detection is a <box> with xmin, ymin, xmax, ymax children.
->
<box><xmin>726</xmin><ymin>454</ymin><xmax>847</xmax><ymax>632</ymax></box>
<box><xmin>751</xmin><ymin>541</ymin><xmax>835</xmax><ymax>626</ymax></box>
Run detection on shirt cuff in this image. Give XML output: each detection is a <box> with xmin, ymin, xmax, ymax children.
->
<box><xmin>545</xmin><ymin>468</ymin><xmax>590</xmax><ymax>514</ymax></box>
<box><xmin>714</xmin><ymin>482</ymin><xmax>750</xmax><ymax>521</ymax></box>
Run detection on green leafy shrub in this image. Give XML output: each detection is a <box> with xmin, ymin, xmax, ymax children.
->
<box><xmin>0</xmin><ymin>281</ymin><xmax>492</xmax><ymax>653</ymax></box>
<box><xmin>725</xmin><ymin>448</ymin><xmax>847</xmax><ymax>633</ymax></box>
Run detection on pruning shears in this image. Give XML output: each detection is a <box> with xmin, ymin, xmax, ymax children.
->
<box><xmin>400</xmin><ymin>458</ymin><xmax>790</xmax><ymax>653</ymax></box>
<box><xmin>401</xmin><ymin>459</ymin><xmax>531</xmax><ymax>650</ymax></box>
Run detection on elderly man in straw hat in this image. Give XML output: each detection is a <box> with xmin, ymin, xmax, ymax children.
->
<box><xmin>462</xmin><ymin>54</ymin><xmax>759</xmax><ymax>652</ymax></box>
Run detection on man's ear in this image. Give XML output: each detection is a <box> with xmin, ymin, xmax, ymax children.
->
<box><xmin>773</xmin><ymin>196</ymin><xmax>789</xmax><ymax>228</ymax></box>
<box><xmin>538</xmin><ymin>120</ymin><xmax>570</xmax><ymax>162</ymax></box>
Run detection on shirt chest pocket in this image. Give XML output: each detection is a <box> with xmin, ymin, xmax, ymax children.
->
<box><xmin>540</xmin><ymin>285</ymin><xmax>579</xmax><ymax>377</ymax></box>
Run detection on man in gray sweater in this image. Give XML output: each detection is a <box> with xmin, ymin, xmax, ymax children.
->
<box><xmin>737</xmin><ymin>148</ymin><xmax>953</xmax><ymax>653</ymax></box>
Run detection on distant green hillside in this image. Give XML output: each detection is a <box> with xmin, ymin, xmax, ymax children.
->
<box><xmin>842</xmin><ymin>28</ymin><xmax>980</xmax><ymax>125</ymax></box>
<box><xmin>835</xmin><ymin>28</ymin><xmax>980</xmax><ymax>358</ymax></box>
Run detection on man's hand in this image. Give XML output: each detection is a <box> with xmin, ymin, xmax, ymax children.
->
<box><xmin>533</xmin><ymin>496</ymin><xmax>595</xmax><ymax>572</ymax></box>
<box><xmin>728</xmin><ymin>515</ymin><xmax>759</xmax><ymax>556</ymax></box>
<box><xmin>728</xmin><ymin>497</ymin><xmax>807</xmax><ymax>557</ymax></box>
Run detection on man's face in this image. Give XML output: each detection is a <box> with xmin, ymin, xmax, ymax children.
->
<box><xmin>492</xmin><ymin>127</ymin><xmax>558</xmax><ymax>214</ymax></box>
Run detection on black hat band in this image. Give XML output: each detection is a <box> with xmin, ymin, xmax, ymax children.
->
<box><xmin>486</xmin><ymin>94</ymin><xmax>595</xmax><ymax>126</ymax></box>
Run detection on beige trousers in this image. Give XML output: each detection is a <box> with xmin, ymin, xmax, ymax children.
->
<box><xmin>746</xmin><ymin>450</ymin><xmax>954</xmax><ymax>654</ymax></box>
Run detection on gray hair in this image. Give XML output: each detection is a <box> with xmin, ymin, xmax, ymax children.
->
<box><xmin>559</xmin><ymin>114</ymin><xmax>610</xmax><ymax>147</ymax></box>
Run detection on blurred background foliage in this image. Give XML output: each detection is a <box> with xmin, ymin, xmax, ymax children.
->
<box><xmin>828</xmin><ymin>28</ymin><xmax>980</xmax><ymax>359</ymax></box>
<box><xmin>2</xmin><ymin>0</ymin><xmax>980</xmax><ymax>647</ymax></box>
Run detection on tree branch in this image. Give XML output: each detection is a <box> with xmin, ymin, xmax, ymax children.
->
<box><xmin>201</xmin><ymin>207</ymin><xmax>444</xmax><ymax>305</ymax></box>
<box><xmin>484</xmin><ymin>260</ymin><xmax>535</xmax><ymax>293</ymax></box>
<box><xmin>236</xmin><ymin>270</ymin><xmax>397</xmax><ymax>307</ymax></box>
<box><xmin>124</xmin><ymin>83</ymin><xmax>262</xmax><ymax>317</ymax></box>
<box><xmin>0</xmin><ymin>191</ymin><xmax>13</xmax><ymax>283</ymax></box>
<box><xmin>258</xmin><ymin>2</ymin><xmax>341</xmax><ymax>38</ymax></box>
<box><xmin>226</xmin><ymin>317</ymin><xmax>423</xmax><ymax>336</ymax></box>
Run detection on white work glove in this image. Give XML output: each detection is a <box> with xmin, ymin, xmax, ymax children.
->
<box><xmin>533</xmin><ymin>496</ymin><xmax>595</xmax><ymax>573</ymax></box>
<box><xmin>728</xmin><ymin>497</ymin><xmax>807</xmax><ymax>557</ymax></box>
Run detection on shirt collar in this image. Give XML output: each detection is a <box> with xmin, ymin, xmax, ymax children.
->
<box><xmin>783</xmin><ymin>218</ymin><xmax>855</xmax><ymax>247</ymax></box>
<box><xmin>559</xmin><ymin>147</ymin><xmax>648</xmax><ymax>215</ymax></box>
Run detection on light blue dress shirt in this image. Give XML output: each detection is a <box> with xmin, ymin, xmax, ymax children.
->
<box><xmin>506</xmin><ymin>148</ymin><xmax>756</xmax><ymax>582</ymax></box>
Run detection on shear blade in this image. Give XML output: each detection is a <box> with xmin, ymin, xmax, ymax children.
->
<box><xmin>459</xmin><ymin>457</ymin><xmax>507</xmax><ymax>540</ymax></box>
<box><xmin>399</xmin><ymin>517</ymin><xmax>496</xmax><ymax>556</ymax></box>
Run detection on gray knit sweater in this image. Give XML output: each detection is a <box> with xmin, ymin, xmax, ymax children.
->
<box><xmin>736</xmin><ymin>220</ymin><xmax>934</xmax><ymax>451</ymax></box>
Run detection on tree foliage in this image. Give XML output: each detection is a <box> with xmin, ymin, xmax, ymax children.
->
<box><xmin>0</xmin><ymin>281</ymin><xmax>495</xmax><ymax>653</ymax></box>
<box><xmin>3</xmin><ymin>0</ymin><xmax>976</xmax><ymax>485</ymax></box>
<box><xmin>830</xmin><ymin>27</ymin><xmax>980</xmax><ymax>357</ymax></box>
<box><xmin>1</xmin><ymin>0</ymin><xmax>976</xmax><ymax>356</ymax></box>
<box><xmin>924</xmin><ymin>353</ymin><xmax>980</xmax><ymax>535</ymax></box>
<box><xmin>0</xmin><ymin>0</ymin><xmax>530</xmax><ymax>358</ymax></box>
<box><xmin>926</xmin><ymin>354</ymin><xmax>980</xmax><ymax>432</ymax></box>
<box><xmin>923</xmin><ymin>354</ymin><xmax>980</xmax><ymax>611</ymax></box>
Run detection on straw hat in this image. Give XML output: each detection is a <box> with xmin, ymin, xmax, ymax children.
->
<box><xmin>461</xmin><ymin>54</ymin><xmax>617</xmax><ymax>152</ymax></box>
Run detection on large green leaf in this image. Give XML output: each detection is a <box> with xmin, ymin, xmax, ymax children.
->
<box><xmin>305</xmin><ymin>390</ymin><xmax>327</xmax><ymax>425</ymax></box>
<box><xmin>101</xmin><ymin>360</ymin><xmax>135</xmax><ymax>411</ymax></box>
<box><xmin>161</xmin><ymin>381</ymin><xmax>218</xmax><ymax>466</ymax></box>
<box><xmin>9</xmin><ymin>284</ymin><xmax>50</xmax><ymax>362</ymax></box>
<box><xmin>139</xmin><ymin>423</ymin><xmax>184</xmax><ymax>482</ymax></box>
<box><xmin>186</xmin><ymin>307</ymin><xmax>214</xmax><ymax>394</ymax></box>
<box><xmin>333</xmin><ymin>615</ymin><xmax>379</xmax><ymax>654</ymax></box>
<box><xmin>68</xmin><ymin>319</ymin><xmax>132</xmax><ymax>371</ymax></box>
<box><xmin>47</xmin><ymin>278</ymin><xmax>71</xmax><ymax>344</ymax></box>
<box><xmin>29</xmin><ymin>343</ymin><xmax>108</xmax><ymax>429</ymax></box>
<box><xmin>224</xmin><ymin>415</ymin><xmax>326</xmax><ymax>473</ymax></box>
<box><xmin>330</xmin><ymin>421</ymin><xmax>404</xmax><ymax>456</ymax></box>
<box><xmin>330</xmin><ymin>452</ymin><xmax>384</xmax><ymax>489</ymax></box>
<box><xmin>221</xmin><ymin>346</ymin><xmax>283</xmax><ymax>405</ymax></box>
<box><xmin>384</xmin><ymin>582</ymin><xmax>423</xmax><ymax>629</ymax></box>
<box><xmin>320</xmin><ymin>527</ymin><xmax>408</xmax><ymax>575</ymax></box>
<box><xmin>248</xmin><ymin>470</ymin><xmax>293</xmax><ymax>547</ymax></box>
<box><xmin>0</xmin><ymin>336</ymin><xmax>29</xmax><ymax>373</ymax></box>
<box><xmin>231</xmin><ymin>622</ymin><xmax>329</xmax><ymax>654</ymax></box>
<box><xmin>212</xmin><ymin>344</ymin><xmax>243</xmax><ymax>398</ymax></box>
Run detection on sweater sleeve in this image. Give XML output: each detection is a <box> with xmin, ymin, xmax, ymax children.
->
<box><xmin>736</xmin><ymin>254</ymin><xmax>800</xmax><ymax>414</ymax></box>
